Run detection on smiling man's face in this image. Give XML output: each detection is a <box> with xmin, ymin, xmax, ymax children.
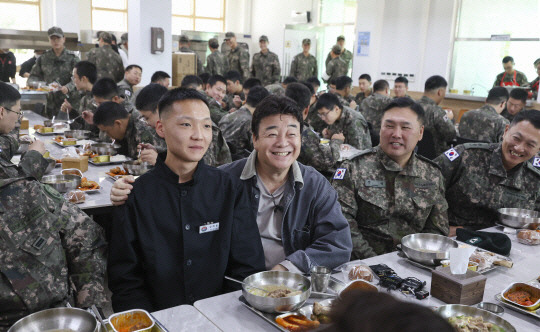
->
<box><xmin>380</xmin><ymin>107</ymin><xmax>424</xmax><ymax>166</ymax></box>
<box><xmin>501</xmin><ymin>120</ymin><xmax>540</xmax><ymax>170</ymax></box>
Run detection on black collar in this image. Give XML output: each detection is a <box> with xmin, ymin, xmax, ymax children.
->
<box><xmin>155</xmin><ymin>152</ymin><xmax>205</xmax><ymax>185</ymax></box>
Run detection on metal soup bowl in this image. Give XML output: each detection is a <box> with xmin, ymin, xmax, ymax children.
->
<box><xmin>401</xmin><ymin>233</ymin><xmax>458</xmax><ymax>265</ymax></box>
<box><xmin>498</xmin><ymin>208</ymin><xmax>540</xmax><ymax>229</ymax></box>
<box><xmin>64</xmin><ymin>130</ymin><xmax>91</xmax><ymax>139</ymax></box>
<box><xmin>8</xmin><ymin>307</ymin><xmax>98</xmax><ymax>332</ymax></box>
<box><xmin>436</xmin><ymin>304</ymin><xmax>515</xmax><ymax>332</ymax></box>
<box><xmin>90</xmin><ymin>143</ymin><xmax>120</xmax><ymax>156</ymax></box>
<box><xmin>41</xmin><ymin>174</ymin><xmax>81</xmax><ymax>193</ymax></box>
<box><xmin>242</xmin><ymin>271</ymin><xmax>311</xmax><ymax>313</ymax></box>
<box><xmin>123</xmin><ymin>161</ymin><xmax>152</xmax><ymax>176</ymax></box>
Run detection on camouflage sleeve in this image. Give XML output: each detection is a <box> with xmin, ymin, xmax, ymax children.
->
<box><xmin>346</xmin><ymin>115</ymin><xmax>372</xmax><ymax>150</ymax></box>
<box><xmin>206</xmin><ymin>56</ymin><xmax>215</xmax><ymax>76</ymax></box>
<box><xmin>27</xmin><ymin>56</ymin><xmax>44</xmax><ymax>84</ymax></box>
<box><xmin>420</xmin><ymin>175</ymin><xmax>449</xmax><ymax>236</ymax></box>
<box><xmin>433</xmin><ymin>106</ymin><xmax>457</xmax><ymax>143</ymax></box>
<box><xmin>196</xmin><ymin>55</ymin><xmax>205</xmax><ymax>75</ymax></box>
<box><xmin>289</xmin><ymin>57</ymin><xmax>297</xmax><ymax>78</ymax></box>
<box><xmin>0</xmin><ymin>132</ymin><xmax>18</xmax><ymax>161</ymax></box>
<box><xmin>48</xmin><ymin>187</ymin><xmax>107</xmax><ymax>308</ymax></box>
<box><xmin>432</xmin><ymin>145</ymin><xmax>466</xmax><ymax>190</ymax></box>
<box><xmin>272</xmin><ymin>55</ymin><xmax>281</xmax><ymax>84</ymax></box>
<box><xmin>209</xmin><ymin>104</ymin><xmax>229</xmax><ymax>124</ymax></box>
<box><xmin>19</xmin><ymin>150</ymin><xmax>49</xmax><ymax>181</ymax></box>
<box><xmin>214</xmin><ymin>128</ymin><xmax>232</xmax><ymax>166</ymax></box>
<box><xmin>496</xmin><ymin>118</ymin><xmax>510</xmax><ymax>142</ymax></box>
<box><xmin>300</xmin><ymin>129</ymin><xmax>340</xmax><ymax>172</ymax></box>
<box><xmin>325</xmin><ymin>52</ymin><xmax>331</xmax><ymax>67</ymax></box>
<box><xmin>493</xmin><ymin>74</ymin><xmax>502</xmax><ymax>88</ymax></box>
<box><xmin>518</xmin><ymin>72</ymin><xmax>529</xmax><ymax>86</ymax></box>
<box><xmin>313</xmin><ymin>58</ymin><xmax>318</xmax><ymax>78</ymax></box>
<box><xmin>240</xmin><ymin>50</ymin><xmax>250</xmax><ymax>81</ymax></box>
<box><xmin>331</xmin><ymin>161</ymin><xmax>377</xmax><ymax>259</ymax></box>
<box><xmin>86</xmin><ymin>50</ymin><xmax>96</xmax><ymax>65</ymax></box>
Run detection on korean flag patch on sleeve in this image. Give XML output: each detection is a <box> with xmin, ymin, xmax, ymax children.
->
<box><xmin>533</xmin><ymin>157</ymin><xmax>540</xmax><ymax>168</ymax></box>
<box><xmin>333</xmin><ymin>168</ymin><xmax>346</xmax><ymax>180</ymax></box>
<box><xmin>444</xmin><ymin>148</ymin><xmax>460</xmax><ymax>161</ymax></box>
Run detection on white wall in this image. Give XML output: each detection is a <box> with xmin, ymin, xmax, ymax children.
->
<box><xmin>352</xmin><ymin>0</ymin><xmax>456</xmax><ymax>91</ymax></box>
<box><xmin>128</xmin><ymin>0</ymin><xmax>172</xmax><ymax>86</ymax></box>
<box><xmin>41</xmin><ymin>0</ymin><xmax>80</xmax><ymax>33</ymax></box>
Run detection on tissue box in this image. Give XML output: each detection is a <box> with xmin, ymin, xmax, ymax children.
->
<box><xmin>62</xmin><ymin>156</ymin><xmax>88</xmax><ymax>172</ymax></box>
<box><xmin>20</xmin><ymin>118</ymin><xmax>29</xmax><ymax>130</ymax></box>
<box><xmin>431</xmin><ymin>267</ymin><xmax>486</xmax><ymax>305</ymax></box>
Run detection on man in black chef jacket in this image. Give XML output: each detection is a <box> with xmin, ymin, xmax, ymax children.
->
<box><xmin>107</xmin><ymin>88</ymin><xmax>265</xmax><ymax>312</ymax></box>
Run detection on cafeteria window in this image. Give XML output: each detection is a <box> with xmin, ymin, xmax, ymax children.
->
<box><xmin>0</xmin><ymin>0</ymin><xmax>41</xmax><ymax>30</ymax></box>
<box><xmin>172</xmin><ymin>0</ymin><xmax>226</xmax><ymax>33</ymax></box>
<box><xmin>91</xmin><ymin>0</ymin><xmax>128</xmax><ymax>32</ymax></box>
<box><xmin>449</xmin><ymin>0</ymin><xmax>540</xmax><ymax>97</ymax></box>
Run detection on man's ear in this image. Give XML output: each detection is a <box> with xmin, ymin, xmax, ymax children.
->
<box><xmin>155</xmin><ymin>119</ymin><xmax>165</xmax><ymax>138</ymax></box>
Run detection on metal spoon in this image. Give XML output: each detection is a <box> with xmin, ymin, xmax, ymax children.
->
<box><xmin>91</xmin><ymin>304</ymin><xmax>107</xmax><ymax>332</ymax></box>
<box><xmin>65</xmin><ymin>114</ymin><xmax>81</xmax><ymax>124</ymax></box>
<box><xmin>224</xmin><ymin>276</ymin><xmax>269</xmax><ymax>294</ymax></box>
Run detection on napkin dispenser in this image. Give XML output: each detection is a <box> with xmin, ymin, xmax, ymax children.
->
<box><xmin>430</xmin><ymin>267</ymin><xmax>487</xmax><ymax>305</ymax></box>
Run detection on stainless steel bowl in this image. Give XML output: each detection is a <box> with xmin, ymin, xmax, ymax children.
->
<box><xmin>43</xmin><ymin>119</ymin><xmax>53</xmax><ymax>127</ymax></box>
<box><xmin>8</xmin><ymin>307</ymin><xmax>98</xmax><ymax>332</ymax></box>
<box><xmin>242</xmin><ymin>271</ymin><xmax>311</xmax><ymax>313</ymax></box>
<box><xmin>401</xmin><ymin>233</ymin><xmax>458</xmax><ymax>265</ymax></box>
<box><xmin>477</xmin><ymin>302</ymin><xmax>504</xmax><ymax>315</ymax></box>
<box><xmin>498</xmin><ymin>208</ymin><xmax>540</xmax><ymax>229</ymax></box>
<box><xmin>90</xmin><ymin>143</ymin><xmax>120</xmax><ymax>156</ymax></box>
<box><xmin>16</xmin><ymin>141</ymin><xmax>30</xmax><ymax>154</ymax></box>
<box><xmin>123</xmin><ymin>161</ymin><xmax>152</xmax><ymax>176</ymax></box>
<box><xmin>44</xmin><ymin>158</ymin><xmax>56</xmax><ymax>174</ymax></box>
<box><xmin>436</xmin><ymin>304</ymin><xmax>515</xmax><ymax>332</ymax></box>
<box><xmin>41</xmin><ymin>174</ymin><xmax>81</xmax><ymax>193</ymax></box>
<box><xmin>65</xmin><ymin>130</ymin><xmax>91</xmax><ymax>139</ymax></box>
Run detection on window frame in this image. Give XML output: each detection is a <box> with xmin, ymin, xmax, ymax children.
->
<box><xmin>172</xmin><ymin>0</ymin><xmax>226</xmax><ymax>33</ymax></box>
<box><xmin>91</xmin><ymin>0</ymin><xmax>128</xmax><ymax>32</ymax></box>
<box><xmin>0</xmin><ymin>0</ymin><xmax>41</xmax><ymax>30</ymax></box>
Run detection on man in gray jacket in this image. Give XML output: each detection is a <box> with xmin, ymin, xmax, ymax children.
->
<box><xmin>110</xmin><ymin>95</ymin><xmax>352</xmax><ymax>273</ymax></box>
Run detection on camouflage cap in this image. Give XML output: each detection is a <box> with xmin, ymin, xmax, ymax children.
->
<box><xmin>259</xmin><ymin>35</ymin><xmax>268</xmax><ymax>42</ymax></box>
<box><xmin>121</xmin><ymin>32</ymin><xmax>128</xmax><ymax>43</ymax></box>
<box><xmin>47</xmin><ymin>26</ymin><xmax>64</xmax><ymax>38</ymax></box>
<box><xmin>179</xmin><ymin>35</ymin><xmax>190</xmax><ymax>43</ymax></box>
<box><xmin>332</xmin><ymin>44</ymin><xmax>342</xmax><ymax>55</ymax></box>
<box><xmin>99</xmin><ymin>31</ymin><xmax>112</xmax><ymax>44</ymax></box>
<box><xmin>337</xmin><ymin>35</ymin><xmax>345</xmax><ymax>41</ymax></box>
<box><xmin>224</xmin><ymin>32</ymin><xmax>235</xmax><ymax>40</ymax></box>
<box><xmin>302</xmin><ymin>38</ymin><xmax>311</xmax><ymax>45</ymax></box>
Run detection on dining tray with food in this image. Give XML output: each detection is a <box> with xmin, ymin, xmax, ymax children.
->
<box><xmin>101</xmin><ymin>311</ymin><xmax>169</xmax><ymax>332</ymax></box>
<box><xmin>53</xmin><ymin>140</ymin><xmax>82</xmax><ymax>148</ymax></box>
<box><xmin>35</xmin><ymin>129</ymin><xmax>65</xmax><ymax>136</ymax></box>
<box><xmin>89</xmin><ymin>155</ymin><xmax>131</xmax><ymax>166</ymax></box>
<box><xmin>494</xmin><ymin>280</ymin><xmax>540</xmax><ymax>319</ymax></box>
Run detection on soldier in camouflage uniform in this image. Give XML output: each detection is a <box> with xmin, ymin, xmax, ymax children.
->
<box><xmin>316</xmin><ymin>93</ymin><xmax>372</xmax><ymax>151</ymax></box>
<box><xmin>204</xmin><ymin>75</ymin><xmax>229</xmax><ymax>124</ymax></box>
<box><xmin>355</xmin><ymin>74</ymin><xmax>372</xmax><ymax>105</ymax></box>
<box><xmin>93</xmin><ymin>102</ymin><xmax>157</xmax><ymax>160</ymax></box>
<box><xmin>289</xmin><ymin>38</ymin><xmax>317</xmax><ymax>82</ymax></box>
<box><xmin>117</xmin><ymin>64</ymin><xmax>142</xmax><ymax>104</ymax></box>
<box><xmin>322</xmin><ymin>45</ymin><xmax>348</xmax><ymax>85</ymax></box>
<box><xmin>332</xmin><ymin>98</ymin><xmax>449</xmax><ymax>259</ymax></box>
<box><xmin>458</xmin><ymin>87</ymin><xmax>509</xmax><ymax>143</ymax></box>
<box><xmin>28</xmin><ymin>27</ymin><xmax>80</xmax><ymax>119</ymax></box>
<box><xmin>223</xmin><ymin>70</ymin><xmax>245</xmax><ymax>111</ymax></box>
<box><xmin>493</xmin><ymin>56</ymin><xmax>528</xmax><ymax>87</ymax></box>
<box><xmin>219</xmin><ymin>86</ymin><xmax>269</xmax><ymax>160</ymax></box>
<box><xmin>0</xmin><ymin>83</ymin><xmax>49</xmax><ymax>180</ymax></box>
<box><xmin>393</xmin><ymin>76</ymin><xmax>412</xmax><ymax>99</ymax></box>
<box><xmin>178</xmin><ymin>35</ymin><xmax>204</xmax><ymax>75</ymax></box>
<box><xmin>325</xmin><ymin>35</ymin><xmax>353</xmax><ymax>70</ymax></box>
<box><xmin>225</xmin><ymin>32</ymin><xmax>250</xmax><ymax>82</ymax></box>
<box><xmin>0</xmin><ymin>176</ymin><xmax>107</xmax><ymax>329</ymax></box>
<box><xmin>250</xmin><ymin>35</ymin><xmax>280</xmax><ymax>86</ymax></box>
<box><xmin>334</xmin><ymin>76</ymin><xmax>357</xmax><ymax>109</ymax></box>
<box><xmin>360</xmin><ymin>80</ymin><xmax>392</xmax><ymax>134</ymax></box>
<box><xmin>434</xmin><ymin>110</ymin><xmax>540</xmax><ymax>233</ymax></box>
<box><xmin>204</xmin><ymin>123</ymin><xmax>232</xmax><ymax>167</ymax></box>
<box><xmin>417</xmin><ymin>75</ymin><xmax>457</xmax><ymax>156</ymax></box>
<box><xmin>86</xmin><ymin>31</ymin><xmax>124</xmax><ymax>83</ymax></box>
<box><xmin>206</xmin><ymin>38</ymin><xmax>228</xmax><ymax>76</ymax></box>
<box><xmin>501</xmin><ymin>88</ymin><xmax>527</xmax><ymax>122</ymax></box>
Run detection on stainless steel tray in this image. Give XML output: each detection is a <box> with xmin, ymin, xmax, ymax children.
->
<box><xmin>239</xmin><ymin>295</ymin><xmax>287</xmax><ymax>331</ymax></box>
<box><xmin>89</xmin><ymin>157</ymin><xmax>131</xmax><ymax>166</ymax></box>
<box><xmin>494</xmin><ymin>294</ymin><xmax>540</xmax><ymax>319</ymax></box>
<box><xmin>101</xmin><ymin>312</ymin><xmax>169</xmax><ymax>332</ymax></box>
<box><xmin>35</xmin><ymin>131</ymin><xmax>65</xmax><ymax>136</ymax></box>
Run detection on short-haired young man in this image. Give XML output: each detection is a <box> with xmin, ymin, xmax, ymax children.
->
<box><xmin>150</xmin><ymin>71</ymin><xmax>170</xmax><ymax>87</ymax></box>
<box><xmin>224</xmin><ymin>70</ymin><xmax>244</xmax><ymax>111</ymax></box>
<box><xmin>394</xmin><ymin>76</ymin><xmax>410</xmax><ymax>99</ymax></box>
<box><xmin>108</xmin><ymin>88</ymin><xmax>265</xmax><ymax>312</ymax></box>
<box><xmin>86</xmin><ymin>31</ymin><xmax>124</xmax><ymax>83</ymax></box>
<box><xmin>0</xmin><ymin>82</ymin><xmax>48</xmax><ymax>179</ymax></box>
<box><xmin>181</xmin><ymin>75</ymin><xmax>204</xmax><ymax>91</ymax></box>
<box><xmin>417</xmin><ymin>75</ymin><xmax>456</xmax><ymax>156</ymax></box>
<box><xmin>219</xmin><ymin>85</ymin><xmax>269</xmax><ymax>160</ymax></box>
<box><xmin>333</xmin><ymin>98</ymin><xmax>449</xmax><ymax>258</ymax></box>
<box><xmin>306</xmin><ymin>76</ymin><xmax>321</xmax><ymax>93</ymax></box>
<box><xmin>206</xmin><ymin>38</ymin><xmax>228</xmax><ymax>76</ymax></box>
<box><xmin>316</xmin><ymin>93</ymin><xmax>372</xmax><ymax>151</ymax></box>
<box><xmin>93</xmin><ymin>101</ymin><xmax>157</xmax><ymax>160</ymax></box>
<box><xmin>118</xmin><ymin>64</ymin><xmax>142</xmax><ymax>102</ymax></box>
<box><xmin>435</xmin><ymin>110</ymin><xmax>540</xmax><ymax>235</ymax></box>
<box><xmin>334</xmin><ymin>75</ymin><xmax>356</xmax><ymax>108</ymax></box>
<box><xmin>355</xmin><ymin>73</ymin><xmax>372</xmax><ymax>104</ymax></box>
<box><xmin>458</xmin><ymin>87</ymin><xmax>509</xmax><ymax>143</ymax></box>
<box><xmin>204</xmin><ymin>74</ymin><xmax>228</xmax><ymax>123</ymax></box>
<box><xmin>493</xmin><ymin>56</ymin><xmax>528</xmax><ymax>87</ymax></box>
<box><xmin>360</xmin><ymin>79</ymin><xmax>392</xmax><ymax>135</ymax></box>
<box><xmin>501</xmin><ymin>88</ymin><xmax>528</xmax><ymax>122</ymax></box>
<box><xmin>243</xmin><ymin>77</ymin><xmax>262</xmax><ymax>98</ymax></box>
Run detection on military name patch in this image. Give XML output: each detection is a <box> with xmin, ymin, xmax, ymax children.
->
<box><xmin>365</xmin><ymin>179</ymin><xmax>385</xmax><ymax>188</ymax></box>
<box><xmin>414</xmin><ymin>181</ymin><xmax>435</xmax><ymax>189</ymax></box>
<box><xmin>333</xmin><ymin>168</ymin><xmax>346</xmax><ymax>180</ymax></box>
<box><xmin>444</xmin><ymin>148</ymin><xmax>459</xmax><ymax>161</ymax></box>
<box><xmin>533</xmin><ymin>157</ymin><xmax>540</xmax><ymax>168</ymax></box>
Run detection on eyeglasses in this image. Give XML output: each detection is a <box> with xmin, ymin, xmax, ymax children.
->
<box><xmin>3</xmin><ymin>107</ymin><xmax>23</xmax><ymax>121</ymax></box>
<box><xmin>317</xmin><ymin>108</ymin><xmax>335</xmax><ymax>119</ymax></box>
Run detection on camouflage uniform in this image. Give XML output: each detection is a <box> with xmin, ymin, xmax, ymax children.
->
<box><xmin>335</xmin><ymin>93</ymin><xmax>355</xmax><ymax>108</ymax></box>
<box><xmin>0</xmin><ymin>133</ymin><xmax>49</xmax><ymax>180</ymax></box>
<box><xmin>306</xmin><ymin>103</ymin><xmax>327</xmax><ymax>134</ymax></box>
<box><xmin>223</xmin><ymin>91</ymin><xmax>245</xmax><ymax>111</ymax></box>
<box><xmin>96</xmin><ymin>99</ymin><xmax>140</xmax><ymax>144</ymax></box>
<box><xmin>417</xmin><ymin>96</ymin><xmax>457</xmax><ymax>156</ymax></box>
<box><xmin>153</xmin><ymin>134</ymin><xmax>167</xmax><ymax>154</ymax></box>
<box><xmin>298</xmin><ymin>122</ymin><xmax>341</xmax><ymax>173</ymax></box>
<box><xmin>110</xmin><ymin>115</ymin><xmax>157</xmax><ymax>160</ymax></box>
<box><xmin>117</xmin><ymin>78</ymin><xmax>134</xmax><ymax>103</ymax></box>
<box><xmin>493</xmin><ymin>70</ymin><xmax>528</xmax><ymax>87</ymax></box>
<box><xmin>332</xmin><ymin>146</ymin><xmax>449</xmax><ymax>259</ymax></box>
<box><xmin>360</xmin><ymin>93</ymin><xmax>393</xmax><ymax>133</ymax></box>
<box><xmin>458</xmin><ymin>104</ymin><xmax>509</xmax><ymax>143</ymax></box>
<box><xmin>204</xmin><ymin>92</ymin><xmax>228</xmax><ymax>124</ymax></box>
<box><xmin>251</xmin><ymin>51</ymin><xmax>281</xmax><ymax>86</ymax></box>
<box><xmin>86</xmin><ymin>44</ymin><xmax>124</xmax><ymax>83</ymax></box>
<box><xmin>203</xmin><ymin>123</ymin><xmax>232</xmax><ymax>167</ymax></box>
<box><xmin>227</xmin><ymin>46</ymin><xmax>250</xmax><ymax>82</ymax></box>
<box><xmin>28</xmin><ymin>48</ymin><xmax>80</xmax><ymax>118</ymax></box>
<box><xmin>326</xmin><ymin>106</ymin><xmax>372</xmax><ymax>150</ymax></box>
<box><xmin>325</xmin><ymin>49</ymin><xmax>353</xmax><ymax>69</ymax></box>
<box><xmin>68</xmin><ymin>90</ymin><xmax>99</xmax><ymax>139</ymax></box>
<box><xmin>289</xmin><ymin>52</ymin><xmax>317</xmax><ymax>82</ymax></box>
<box><xmin>206</xmin><ymin>50</ymin><xmax>229</xmax><ymax>76</ymax></box>
<box><xmin>355</xmin><ymin>89</ymin><xmax>371</xmax><ymax>105</ymax></box>
<box><xmin>434</xmin><ymin>143</ymin><xmax>540</xmax><ymax>229</ymax></box>
<box><xmin>218</xmin><ymin>106</ymin><xmax>253</xmax><ymax>159</ymax></box>
<box><xmin>0</xmin><ymin>177</ymin><xmax>107</xmax><ymax>329</ymax></box>
<box><xmin>500</xmin><ymin>107</ymin><xmax>520</xmax><ymax>122</ymax></box>
<box><xmin>323</xmin><ymin>57</ymin><xmax>348</xmax><ymax>84</ymax></box>
<box><xmin>179</xmin><ymin>46</ymin><xmax>204</xmax><ymax>75</ymax></box>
